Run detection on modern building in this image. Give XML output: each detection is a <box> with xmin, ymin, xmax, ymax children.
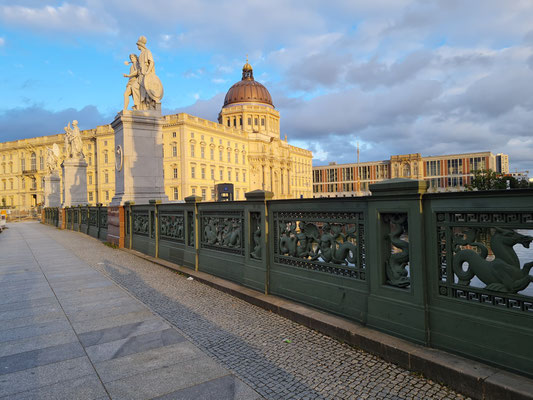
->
<box><xmin>313</xmin><ymin>151</ymin><xmax>510</xmax><ymax>197</ymax></box>
<box><xmin>0</xmin><ymin>61</ymin><xmax>313</xmax><ymax>211</ymax></box>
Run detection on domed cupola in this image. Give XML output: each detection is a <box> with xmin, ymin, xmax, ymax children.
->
<box><xmin>223</xmin><ymin>59</ymin><xmax>274</xmax><ymax>108</ymax></box>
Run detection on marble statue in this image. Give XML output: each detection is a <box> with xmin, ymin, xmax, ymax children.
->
<box><xmin>45</xmin><ymin>143</ymin><xmax>60</xmax><ymax>173</ymax></box>
<box><xmin>123</xmin><ymin>36</ymin><xmax>164</xmax><ymax>111</ymax></box>
<box><xmin>123</xmin><ymin>54</ymin><xmax>141</xmax><ymax>110</ymax></box>
<box><xmin>64</xmin><ymin>120</ymin><xmax>84</xmax><ymax>159</ymax></box>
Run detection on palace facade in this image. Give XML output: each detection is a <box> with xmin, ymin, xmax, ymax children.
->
<box><xmin>313</xmin><ymin>151</ymin><xmax>509</xmax><ymax>197</ymax></box>
<box><xmin>0</xmin><ymin>62</ymin><xmax>313</xmax><ymax>211</ymax></box>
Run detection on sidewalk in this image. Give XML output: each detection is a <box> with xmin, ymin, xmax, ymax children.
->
<box><xmin>0</xmin><ymin>222</ymin><xmax>261</xmax><ymax>399</ymax></box>
<box><xmin>1</xmin><ymin>222</ymin><xmax>468</xmax><ymax>399</ymax></box>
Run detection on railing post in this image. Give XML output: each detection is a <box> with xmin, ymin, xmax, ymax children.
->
<box><xmin>185</xmin><ymin>195</ymin><xmax>202</xmax><ymax>272</ymax></box>
<box><xmin>245</xmin><ymin>190</ymin><xmax>274</xmax><ymax>295</ymax></box>
<box><xmin>149</xmin><ymin>200</ymin><xmax>161</xmax><ymax>258</ymax></box>
<box><xmin>367</xmin><ymin>178</ymin><xmax>429</xmax><ymax>345</ymax></box>
<box><xmin>125</xmin><ymin>201</ymin><xmax>134</xmax><ymax>249</ymax></box>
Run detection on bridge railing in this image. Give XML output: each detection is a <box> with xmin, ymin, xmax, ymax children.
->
<box><xmin>43</xmin><ymin>181</ymin><xmax>533</xmax><ymax>378</ymax></box>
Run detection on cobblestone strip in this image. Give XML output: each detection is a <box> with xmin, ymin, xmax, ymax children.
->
<box><xmin>43</xmin><ymin>224</ymin><xmax>468</xmax><ymax>400</ymax></box>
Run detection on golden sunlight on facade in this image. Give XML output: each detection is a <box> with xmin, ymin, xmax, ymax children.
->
<box><xmin>0</xmin><ymin>61</ymin><xmax>313</xmax><ymax>211</ymax></box>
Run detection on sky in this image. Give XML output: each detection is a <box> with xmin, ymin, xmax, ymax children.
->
<box><xmin>1</xmin><ymin>1</ymin><xmax>533</xmax><ymax>172</ymax></box>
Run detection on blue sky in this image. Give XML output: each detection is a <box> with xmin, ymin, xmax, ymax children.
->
<box><xmin>1</xmin><ymin>1</ymin><xmax>533</xmax><ymax>172</ymax></box>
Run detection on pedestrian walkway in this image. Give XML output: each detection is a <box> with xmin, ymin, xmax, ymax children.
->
<box><xmin>0</xmin><ymin>222</ymin><xmax>261</xmax><ymax>399</ymax></box>
<box><xmin>1</xmin><ymin>222</ymin><xmax>468</xmax><ymax>400</ymax></box>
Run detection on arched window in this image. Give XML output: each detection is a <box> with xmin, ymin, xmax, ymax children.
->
<box><xmin>403</xmin><ymin>164</ymin><xmax>411</xmax><ymax>177</ymax></box>
<box><xmin>30</xmin><ymin>152</ymin><xmax>36</xmax><ymax>171</ymax></box>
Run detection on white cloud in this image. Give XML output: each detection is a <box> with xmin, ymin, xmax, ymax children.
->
<box><xmin>0</xmin><ymin>3</ymin><xmax>117</xmax><ymax>35</ymax></box>
<box><xmin>0</xmin><ymin>37</ymin><xmax>4</xmax><ymax>46</ymax></box>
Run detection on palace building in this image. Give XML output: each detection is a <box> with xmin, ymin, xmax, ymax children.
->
<box><xmin>313</xmin><ymin>151</ymin><xmax>509</xmax><ymax>197</ymax></box>
<box><xmin>0</xmin><ymin>61</ymin><xmax>313</xmax><ymax>211</ymax></box>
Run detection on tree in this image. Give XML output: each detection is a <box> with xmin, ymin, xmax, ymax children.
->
<box><xmin>466</xmin><ymin>169</ymin><xmax>533</xmax><ymax>190</ymax></box>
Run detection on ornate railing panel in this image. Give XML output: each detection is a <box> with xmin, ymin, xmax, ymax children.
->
<box><xmin>382</xmin><ymin>213</ymin><xmax>410</xmax><ymax>288</ymax></box>
<box><xmin>436</xmin><ymin>211</ymin><xmax>533</xmax><ymax>313</ymax></box>
<box><xmin>187</xmin><ymin>211</ymin><xmax>194</xmax><ymax>247</ymax></box>
<box><xmin>132</xmin><ymin>211</ymin><xmax>149</xmax><ymax>236</ymax></box>
<box><xmin>159</xmin><ymin>211</ymin><xmax>185</xmax><ymax>243</ymax></box>
<box><xmin>250</xmin><ymin>212</ymin><xmax>262</xmax><ymax>260</ymax></box>
<box><xmin>89</xmin><ymin>208</ymin><xmax>98</xmax><ymax>226</ymax></box>
<box><xmin>200</xmin><ymin>210</ymin><xmax>244</xmax><ymax>255</ymax></box>
<box><xmin>81</xmin><ymin>208</ymin><xmax>88</xmax><ymax>225</ymax></box>
<box><xmin>273</xmin><ymin>211</ymin><xmax>365</xmax><ymax>279</ymax></box>
<box><xmin>99</xmin><ymin>208</ymin><xmax>107</xmax><ymax>228</ymax></box>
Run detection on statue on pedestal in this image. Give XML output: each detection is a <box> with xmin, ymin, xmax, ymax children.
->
<box><xmin>123</xmin><ymin>35</ymin><xmax>164</xmax><ymax>111</ymax></box>
<box><xmin>45</xmin><ymin>144</ymin><xmax>60</xmax><ymax>174</ymax></box>
<box><xmin>64</xmin><ymin>120</ymin><xmax>84</xmax><ymax>159</ymax></box>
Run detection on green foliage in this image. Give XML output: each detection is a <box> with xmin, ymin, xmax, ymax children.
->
<box><xmin>466</xmin><ymin>169</ymin><xmax>533</xmax><ymax>191</ymax></box>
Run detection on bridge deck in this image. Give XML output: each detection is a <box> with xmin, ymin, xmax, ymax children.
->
<box><xmin>0</xmin><ymin>222</ymin><xmax>465</xmax><ymax>400</ymax></box>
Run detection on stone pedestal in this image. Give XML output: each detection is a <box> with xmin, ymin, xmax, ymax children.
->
<box><xmin>44</xmin><ymin>174</ymin><xmax>61</xmax><ymax>208</ymax></box>
<box><xmin>61</xmin><ymin>157</ymin><xmax>88</xmax><ymax>207</ymax></box>
<box><xmin>110</xmin><ymin>109</ymin><xmax>168</xmax><ymax>206</ymax></box>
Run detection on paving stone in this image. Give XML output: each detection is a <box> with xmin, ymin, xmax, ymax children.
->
<box><xmin>0</xmin><ymin>357</ymin><xmax>94</xmax><ymax>398</ymax></box>
<box><xmin>0</xmin><ymin>311</ymin><xmax>66</xmax><ymax>331</ymax></box>
<box><xmin>105</xmin><ymin>356</ymin><xmax>230</xmax><ymax>400</ymax></box>
<box><xmin>94</xmin><ymin>341</ymin><xmax>204</xmax><ymax>383</ymax></box>
<box><xmin>0</xmin><ymin>330</ymin><xmax>78</xmax><ymax>358</ymax></box>
<box><xmin>0</xmin><ymin>341</ymin><xmax>85</xmax><ymax>376</ymax></box>
<box><xmin>71</xmin><ymin>310</ymin><xmax>156</xmax><ymax>334</ymax></box>
<box><xmin>78</xmin><ymin>318</ymin><xmax>169</xmax><ymax>347</ymax></box>
<box><xmin>85</xmin><ymin>328</ymin><xmax>185</xmax><ymax>362</ymax></box>
<box><xmin>152</xmin><ymin>374</ymin><xmax>263</xmax><ymax>400</ymax></box>
<box><xmin>67</xmin><ymin>301</ymin><xmax>147</xmax><ymax>323</ymax></box>
<box><xmin>0</xmin><ymin>319</ymin><xmax>73</xmax><ymax>343</ymax></box>
<box><xmin>0</xmin><ymin>373</ymin><xmax>108</xmax><ymax>400</ymax></box>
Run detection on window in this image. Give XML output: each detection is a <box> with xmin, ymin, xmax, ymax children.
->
<box><xmin>227</xmin><ymin>151</ymin><xmax>231</xmax><ymax>162</ymax></box>
<box><xmin>20</xmin><ymin>156</ymin><xmax>25</xmax><ymax>171</ymax></box>
<box><xmin>236</xmin><ymin>171</ymin><xmax>239</xmax><ymax>182</ymax></box>
<box><xmin>242</xmin><ymin>154</ymin><xmax>245</xmax><ymax>164</ymax></box>
<box><xmin>39</xmin><ymin>156</ymin><xmax>44</xmax><ymax>170</ymax></box>
<box><xmin>191</xmin><ymin>188</ymin><xmax>196</xmax><ymax>195</ymax></box>
<box><xmin>426</xmin><ymin>161</ymin><xmax>441</xmax><ymax>177</ymax></box>
<box><xmin>219</xmin><ymin>150</ymin><xmax>223</xmax><ymax>161</ymax></box>
<box><xmin>88</xmin><ymin>175</ymin><xmax>93</xmax><ymax>185</ymax></box>
<box><xmin>172</xmin><ymin>145</ymin><xmax>177</xmax><ymax>157</ymax></box>
<box><xmin>201</xmin><ymin>189</ymin><xmax>206</xmax><ymax>200</ymax></box>
<box><xmin>173</xmin><ymin>187</ymin><xmax>178</xmax><ymax>200</ymax></box>
<box><xmin>243</xmin><ymin>172</ymin><xmax>246</xmax><ymax>182</ymax></box>
<box><xmin>210</xmin><ymin>148</ymin><xmax>214</xmax><ymax>160</ymax></box>
<box><xmin>228</xmin><ymin>170</ymin><xmax>231</xmax><ymax>180</ymax></box>
<box><xmin>219</xmin><ymin>169</ymin><xmax>223</xmax><ymax>180</ymax></box>
<box><xmin>104</xmin><ymin>172</ymin><xmax>109</xmax><ymax>184</ymax></box>
<box><xmin>227</xmin><ymin>119</ymin><xmax>230</xmax><ymax>127</ymax></box>
<box><xmin>201</xmin><ymin>147</ymin><xmax>205</xmax><ymax>159</ymax></box>
<box><xmin>190</xmin><ymin>144</ymin><xmax>195</xmax><ymax>157</ymax></box>
<box><xmin>254</xmin><ymin>118</ymin><xmax>258</xmax><ymax>125</ymax></box>
<box><xmin>172</xmin><ymin>131</ymin><xmax>177</xmax><ymax>138</ymax></box>
<box><xmin>30</xmin><ymin>152</ymin><xmax>36</xmax><ymax>170</ymax></box>
<box><xmin>233</xmin><ymin>118</ymin><xmax>236</xmax><ymax>127</ymax></box>
<box><xmin>201</xmin><ymin>135</ymin><xmax>204</xmax><ymax>140</ymax></box>
<box><xmin>211</xmin><ymin>189</ymin><xmax>215</xmax><ymax>200</ymax></box>
<box><xmin>261</xmin><ymin>118</ymin><xmax>265</xmax><ymax>126</ymax></box>
<box><xmin>88</xmin><ymin>155</ymin><xmax>92</xmax><ymax>166</ymax></box>
<box><xmin>10</xmin><ymin>180</ymin><xmax>13</xmax><ymax>190</ymax></box>
<box><xmin>191</xmin><ymin>132</ymin><xmax>194</xmax><ymax>138</ymax></box>
<box><xmin>211</xmin><ymin>169</ymin><xmax>215</xmax><ymax>180</ymax></box>
<box><xmin>88</xmin><ymin>144</ymin><xmax>92</xmax><ymax>150</ymax></box>
<box><xmin>21</xmin><ymin>177</ymin><xmax>25</xmax><ymax>189</ymax></box>
<box><xmin>235</xmin><ymin>153</ymin><xmax>238</xmax><ymax>164</ymax></box>
<box><xmin>239</xmin><ymin>117</ymin><xmax>242</xmax><ymax>126</ymax></box>
<box><xmin>447</xmin><ymin>159</ymin><xmax>463</xmax><ymax>175</ymax></box>
<box><xmin>173</xmin><ymin>168</ymin><xmax>178</xmax><ymax>179</ymax></box>
<box><xmin>104</xmin><ymin>152</ymin><xmax>108</xmax><ymax>164</ymax></box>
<box><xmin>201</xmin><ymin>168</ymin><xmax>205</xmax><ymax>179</ymax></box>
<box><xmin>88</xmin><ymin>192</ymin><xmax>93</xmax><ymax>202</ymax></box>
<box><xmin>104</xmin><ymin>140</ymin><xmax>108</xmax><ymax>146</ymax></box>
<box><xmin>470</xmin><ymin>157</ymin><xmax>485</xmax><ymax>172</ymax></box>
<box><xmin>31</xmin><ymin>177</ymin><xmax>36</xmax><ymax>190</ymax></box>
<box><xmin>105</xmin><ymin>191</ymin><xmax>109</xmax><ymax>201</ymax></box>
<box><xmin>248</xmin><ymin>117</ymin><xmax>251</xmax><ymax>125</ymax></box>
<box><xmin>191</xmin><ymin>166</ymin><xmax>195</xmax><ymax>178</ymax></box>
